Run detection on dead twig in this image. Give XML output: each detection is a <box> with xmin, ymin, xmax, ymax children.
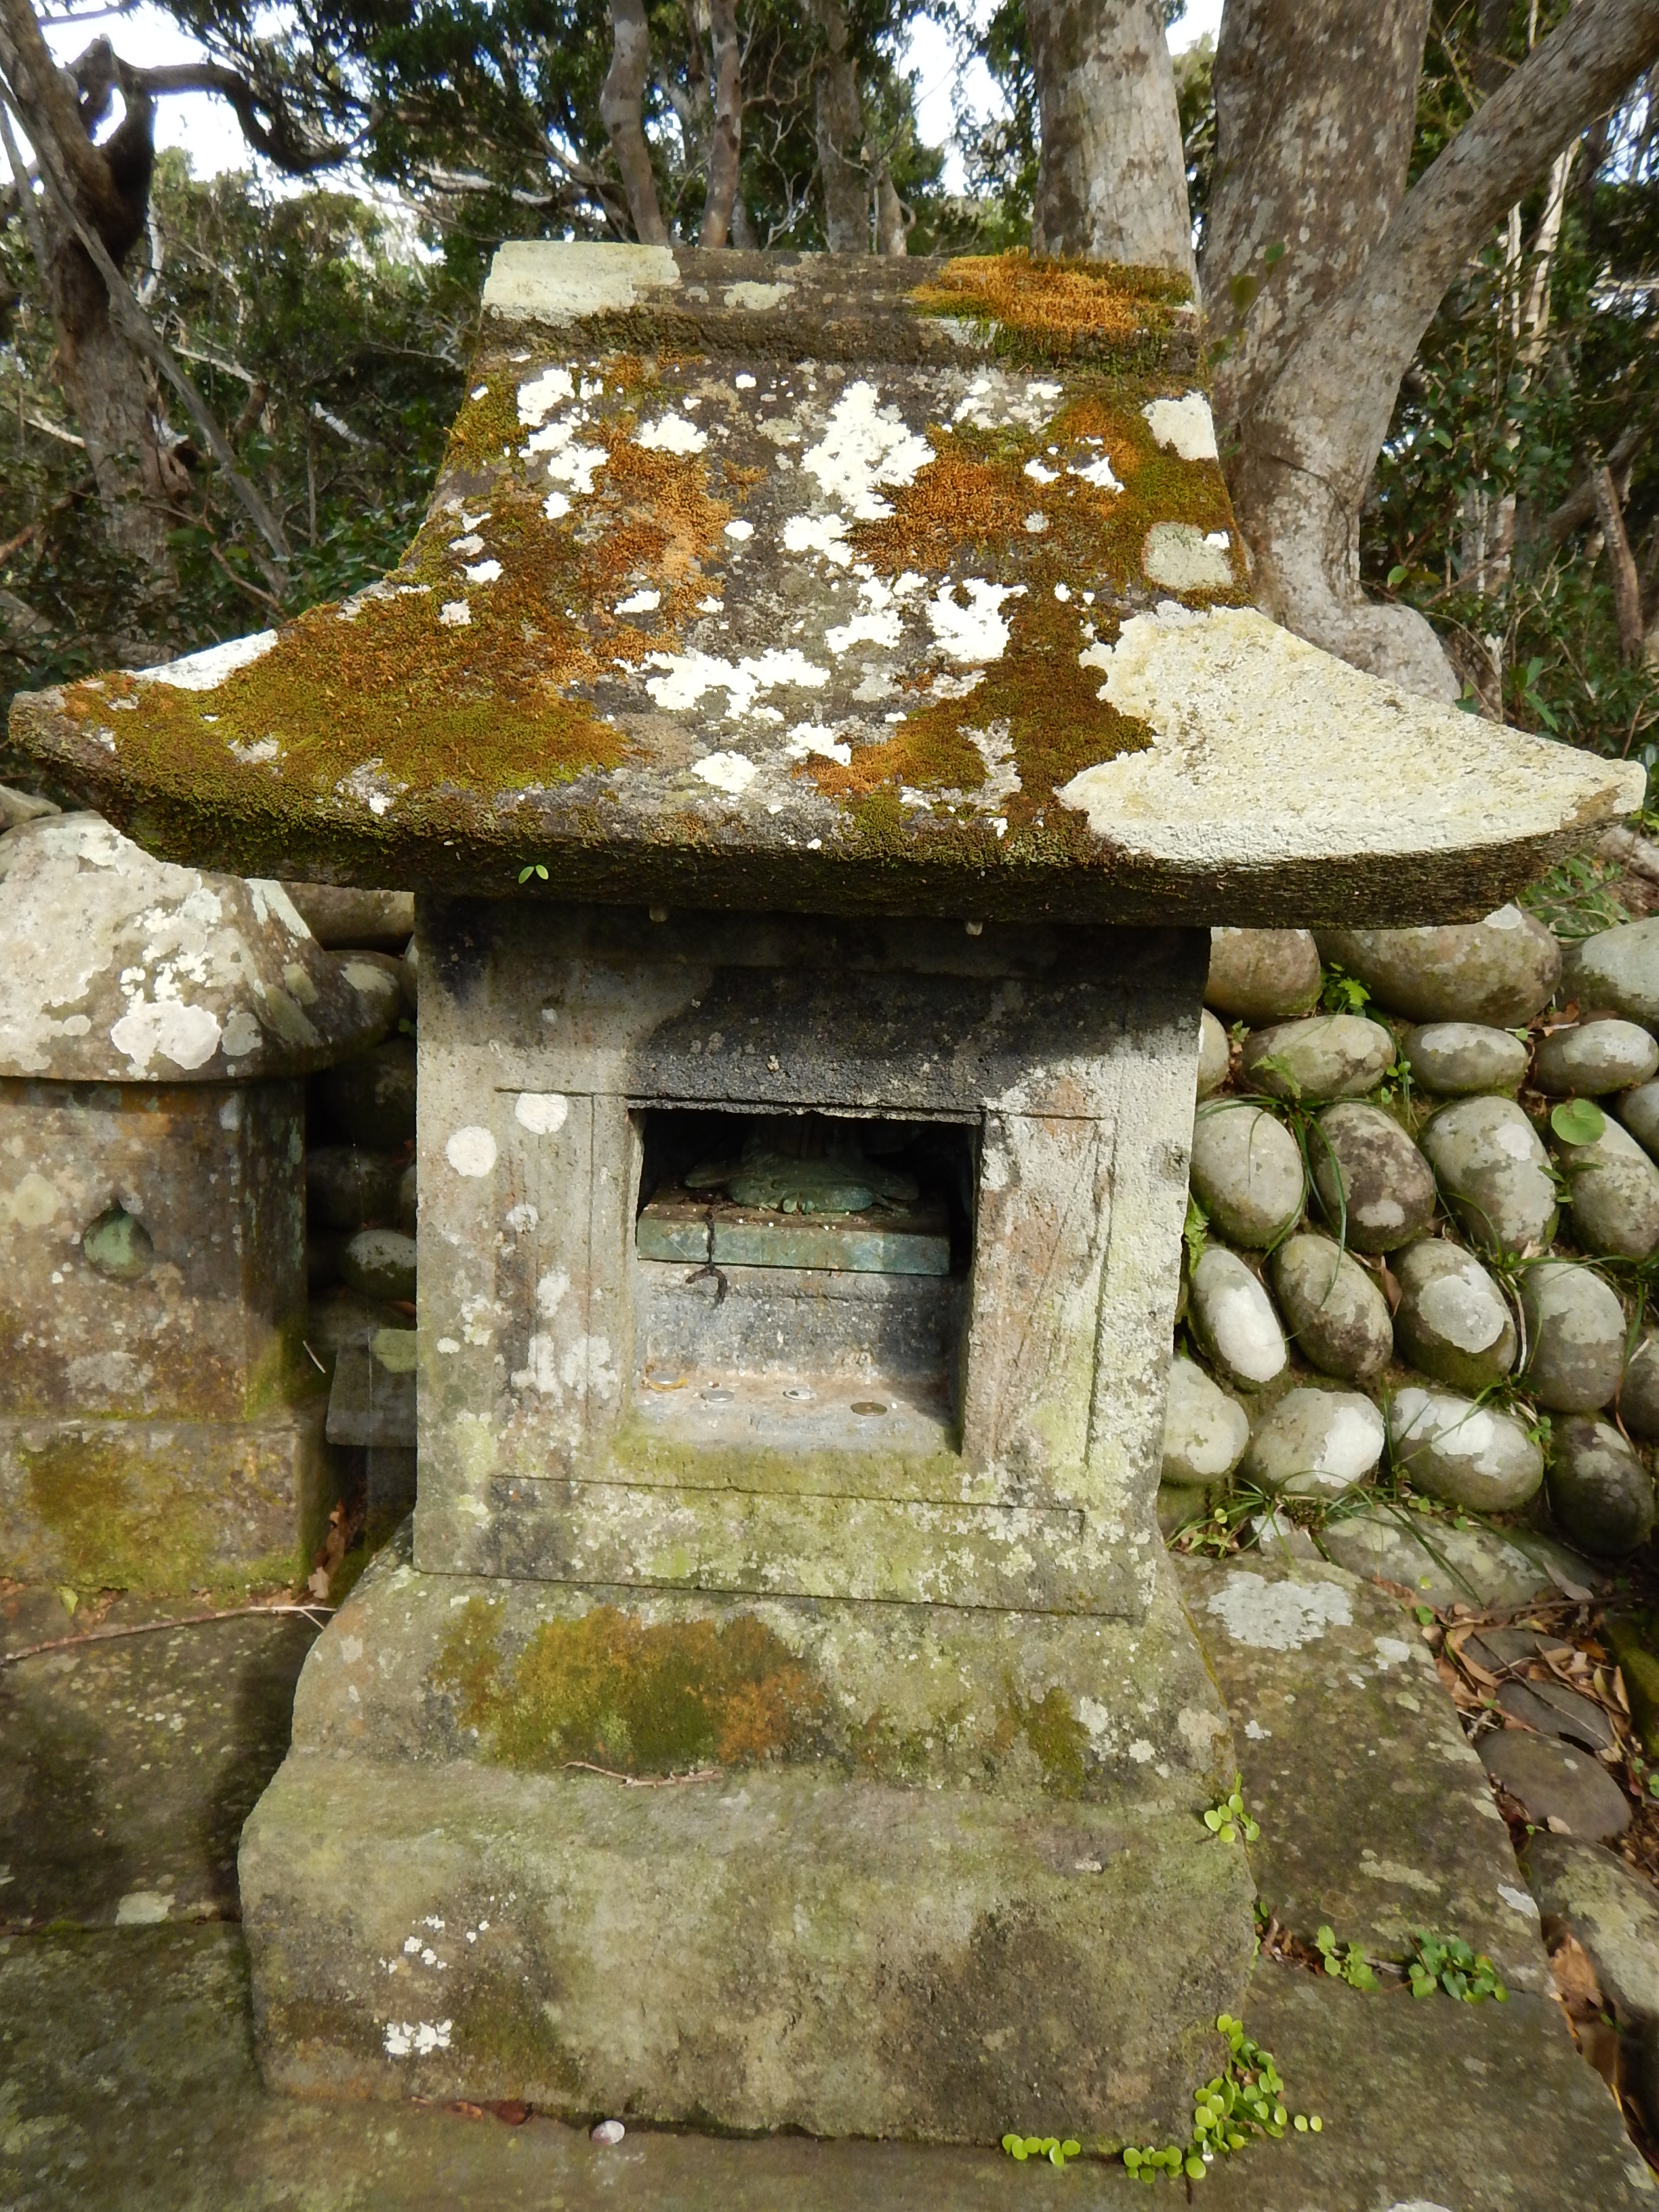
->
<box><xmin>0</xmin><ymin>1601</ymin><xmax>333</xmax><ymax>1667</ymax></box>
<box><xmin>560</xmin><ymin>1759</ymin><xmax>720</xmax><ymax>1788</ymax></box>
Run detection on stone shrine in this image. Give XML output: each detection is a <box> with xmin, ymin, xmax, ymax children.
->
<box><xmin>6</xmin><ymin>245</ymin><xmax>1641</xmax><ymax>2145</ymax></box>
<box><xmin>0</xmin><ymin>812</ymin><xmax>400</xmax><ymax>1591</ymax></box>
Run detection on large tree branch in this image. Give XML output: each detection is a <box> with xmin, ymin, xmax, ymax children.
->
<box><xmin>124</xmin><ymin>59</ymin><xmax>359</xmax><ymax>173</ymax></box>
<box><xmin>1541</xmin><ymin>414</ymin><xmax>1648</xmax><ymax>544</ymax></box>
<box><xmin>0</xmin><ymin>0</ymin><xmax>119</xmax><ymax>220</ymax></box>
<box><xmin>1595</xmin><ymin>464</ymin><xmax>1645</xmax><ymax>663</ymax></box>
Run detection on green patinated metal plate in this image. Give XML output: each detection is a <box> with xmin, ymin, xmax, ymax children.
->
<box><xmin>637</xmin><ymin>1191</ymin><xmax>949</xmax><ymax>1275</ymax></box>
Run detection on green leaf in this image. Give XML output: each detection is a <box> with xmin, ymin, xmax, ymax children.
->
<box><xmin>1185</xmin><ymin>2153</ymin><xmax>1207</xmax><ymax>2179</ymax></box>
<box><xmin>1061</xmin><ymin>2140</ymin><xmax>1080</xmax><ymax>2158</ymax></box>
<box><xmin>1387</xmin><ymin>563</ymin><xmax>1409</xmax><ymax>588</ymax></box>
<box><xmin>1551</xmin><ymin>1096</ymin><xmax>1607</xmax><ymax>1147</ymax></box>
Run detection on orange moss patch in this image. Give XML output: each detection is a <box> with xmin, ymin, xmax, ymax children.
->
<box><xmin>55</xmin><ymin>404</ymin><xmax>735</xmax><ymax>814</ymax></box>
<box><xmin>433</xmin><ymin>1597</ymin><xmax>829</xmax><ymax>1774</ymax></box>
<box><xmin>912</xmin><ymin>251</ymin><xmax>1191</xmax><ymax>365</ymax></box>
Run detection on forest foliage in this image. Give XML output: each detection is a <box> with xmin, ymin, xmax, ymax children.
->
<box><xmin>0</xmin><ymin>0</ymin><xmax>1654</xmax><ymax>782</ymax></box>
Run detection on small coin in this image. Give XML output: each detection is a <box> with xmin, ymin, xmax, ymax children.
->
<box><xmin>851</xmin><ymin>1400</ymin><xmax>888</xmax><ymax>1416</ymax></box>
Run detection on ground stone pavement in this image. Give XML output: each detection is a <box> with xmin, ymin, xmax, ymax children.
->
<box><xmin>1</xmin><ymin>1557</ymin><xmax>1654</xmax><ymax>2209</ymax></box>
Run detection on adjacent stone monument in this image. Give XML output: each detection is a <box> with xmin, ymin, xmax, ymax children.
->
<box><xmin>7</xmin><ymin>245</ymin><xmax>1641</xmax><ymax>2146</ymax></box>
<box><xmin>0</xmin><ymin>812</ymin><xmax>400</xmax><ymax>1591</ymax></box>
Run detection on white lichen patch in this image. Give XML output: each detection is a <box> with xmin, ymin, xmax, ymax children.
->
<box><xmin>949</xmin><ymin>372</ymin><xmax>1063</xmax><ymax>433</ymax></box>
<box><xmin>132</xmin><ymin>630</ymin><xmax>278</xmax><ymax>692</ymax></box>
<box><xmin>1204</xmin><ymin>1571</ymin><xmax>1353</xmax><ymax>1652</ymax></box>
<box><xmin>383</xmin><ymin>2019</ymin><xmax>453</xmax><ymax>2057</ymax></box>
<box><xmin>925</xmin><ymin>579</ymin><xmax>1025</xmax><ymax>663</ymax></box>
<box><xmin>438</xmin><ymin>601</ymin><xmax>471</xmax><ymax>628</ymax></box>
<box><xmin>514</xmin><ymin>1091</ymin><xmax>569</xmax><ymax>1135</ymax></box>
<box><xmin>781</xmin><ymin>512</ymin><xmax>853</xmax><ymax>567</ymax></box>
<box><xmin>723</xmin><ymin>281</ymin><xmax>794</xmax><ymax>311</ymax></box>
<box><xmin>516</xmin><ymin>364</ymin><xmax>575</xmax><ymax>426</ymax></box>
<box><xmin>785</xmin><ymin>724</ymin><xmax>853</xmax><ymax>766</ymax></box>
<box><xmin>445</xmin><ymin>1126</ymin><xmax>498</xmax><ymax>1178</ymax></box>
<box><xmin>615</xmin><ymin>587</ymin><xmax>661</xmax><ymax>615</ymax></box>
<box><xmin>1141</xmin><ymin>391</ymin><xmax>1218</xmax><ymax>463</ymax></box>
<box><xmin>637</xmin><ymin>412</ymin><xmax>708</xmax><ymax>456</ymax></box>
<box><xmin>109</xmin><ymin>998</ymin><xmax>223</xmax><ymax>1075</ymax></box>
<box><xmin>463</xmin><ymin>558</ymin><xmax>503</xmax><ymax>586</ymax></box>
<box><xmin>692</xmin><ymin>750</ymin><xmax>758</xmax><ymax>794</ymax></box>
<box><xmin>523</xmin><ymin>415</ymin><xmax>608</xmax><ymax>497</ymax></box>
<box><xmin>801</xmin><ymin>380</ymin><xmax>931</xmax><ymax>520</ymax></box>
<box><xmin>1143</xmin><ymin>523</ymin><xmax>1233</xmax><ymax>592</ymax></box>
<box><xmin>644</xmin><ymin>647</ymin><xmax>830</xmax><ymax>720</ymax></box>
<box><xmin>484</xmin><ymin>239</ymin><xmax>680</xmax><ymax>323</ymax></box>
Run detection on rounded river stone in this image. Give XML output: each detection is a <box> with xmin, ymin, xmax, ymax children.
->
<box><xmin>1519</xmin><ymin>1261</ymin><xmax>1625</xmax><ymax>1414</ymax></box>
<box><xmin>1317</xmin><ymin>905</ymin><xmax>1560</xmax><ymax>1025</ymax></box>
<box><xmin>1620</xmin><ymin>1079</ymin><xmax>1659</xmax><ymax>1160</ymax></box>
<box><xmin>1392</xmin><ymin>1238</ymin><xmax>1516</xmax><ymax>1394</ymax></box>
<box><xmin>1189</xmin><ymin>1102</ymin><xmax>1304</xmax><ymax>1248</ymax></box>
<box><xmin>1547</xmin><ymin>1417</ymin><xmax>1656</xmax><ymax>1557</ymax></box>
<box><xmin>1387</xmin><ymin>1385</ymin><xmax>1544</xmax><ymax>1511</ymax></box>
<box><xmin>1400</xmin><ymin>1022</ymin><xmax>1530</xmax><ymax>1096</ymax></box>
<box><xmin>340</xmin><ymin>1227</ymin><xmax>417</xmax><ymax>1306</ymax></box>
<box><xmin>1162</xmin><ymin>1355</ymin><xmax>1250</xmax><ymax>1486</ymax></box>
<box><xmin>1621</xmin><ymin>1332</ymin><xmax>1659</xmax><ymax>1440</ymax></box>
<box><xmin>1242</xmin><ymin>1387</ymin><xmax>1385</xmax><ymax>1499</ymax></box>
<box><xmin>1482</xmin><ymin>1732</ymin><xmax>1631</xmax><ymax>1841</ymax></box>
<box><xmin>306</xmin><ymin>1145</ymin><xmax>407</xmax><ymax>1231</ymax></box>
<box><xmin>304</xmin><ymin>1292</ymin><xmax>410</xmax><ymax>1376</ymax></box>
<box><xmin>1189</xmin><ymin>1247</ymin><xmax>1288</xmax><ymax>1389</ymax></box>
<box><xmin>1197</xmin><ymin>1008</ymin><xmax>1231</xmax><ymax>1099</ymax></box>
<box><xmin>1309</xmin><ymin>1101</ymin><xmax>1436</xmax><ymax>1253</ymax></box>
<box><xmin>1241</xmin><ymin>1014</ymin><xmax>1395</xmax><ymax>1103</ymax></box>
<box><xmin>1205</xmin><ymin>928</ymin><xmax>1322</xmax><ymax>1023</ymax></box>
<box><xmin>1557</xmin><ymin>1115</ymin><xmax>1659</xmax><ymax>1261</ymax></box>
<box><xmin>1563</xmin><ymin>917</ymin><xmax>1659</xmax><ymax>1027</ymax></box>
<box><xmin>1533</xmin><ymin>1019</ymin><xmax>1659</xmax><ymax>1097</ymax></box>
<box><xmin>1420</xmin><ymin>1095</ymin><xmax>1557</xmax><ymax>1255</ymax></box>
<box><xmin>1268</xmin><ymin>1233</ymin><xmax>1393</xmax><ymax>1381</ymax></box>
<box><xmin>314</xmin><ymin>1038</ymin><xmax>417</xmax><ymax>1148</ymax></box>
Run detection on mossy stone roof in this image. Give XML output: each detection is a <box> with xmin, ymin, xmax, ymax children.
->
<box><xmin>5</xmin><ymin>245</ymin><xmax>1639</xmax><ymax>926</ymax></box>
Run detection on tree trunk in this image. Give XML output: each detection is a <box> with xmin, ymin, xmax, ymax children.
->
<box><xmin>700</xmin><ymin>0</ymin><xmax>741</xmax><ymax>245</ymax></box>
<box><xmin>1595</xmin><ymin>465</ymin><xmax>1645</xmax><ymax>664</ymax></box>
<box><xmin>808</xmin><ymin>0</ymin><xmax>867</xmax><ymax>251</ymax></box>
<box><xmin>875</xmin><ymin>161</ymin><xmax>907</xmax><ymax>255</ymax></box>
<box><xmin>1226</xmin><ymin>0</ymin><xmax>1659</xmax><ymax>699</ymax></box>
<box><xmin>0</xmin><ymin>16</ymin><xmax>180</xmax><ymax>579</ymax></box>
<box><xmin>1204</xmin><ymin>0</ymin><xmax>1429</xmax><ymax>436</ymax></box>
<box><xmin>600</xmin><ymin>0</ymin><xmax>669</xmax><ymax>243</ymax></box>
<box><xmin>1025</xmin><ymin>0</ymin><xmax>1193</xmax><ymax>280</ymax></box>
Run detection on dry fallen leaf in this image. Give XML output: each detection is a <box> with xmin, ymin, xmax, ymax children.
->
<box><xmin>1547</xmin><ymin>1814</ymin><xmax>1574</xmax><ymax>1835</ymax></box>
<box><xmin>1550</xmin><ymin>1933</ymin><xmax>1603</xmax><ymax>2014</ymax></box>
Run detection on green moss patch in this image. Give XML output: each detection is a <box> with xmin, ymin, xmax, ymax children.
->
<box><xmin>910</xmin><ymin>251</ymin><xmax>1193</xmax><ymax>369</ymax></box>
<box><xmin>433</xmin><ymin>1597</ymin><xmax>830</xmax><ymax>1775</ymax></box>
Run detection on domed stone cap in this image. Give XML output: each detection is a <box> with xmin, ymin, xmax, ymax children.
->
<box><xmin>4</xmin><ymin>244</ymin><xmax>1641</xmax><ymax>926</ymax></box>
<box><xmin>0</xmin><ymin>813</ymin><xmax>401</xmax><ymax>1081</ymax></box>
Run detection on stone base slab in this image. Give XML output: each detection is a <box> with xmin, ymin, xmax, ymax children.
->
<box><xmin>241</xmin><ymin>1750</ymin><xmax>1255</xmax><ymax>2144</ymax></box>
<box><xmin>0</xmin><ymin>1403</ymin><xmax>330</xmax><ymax>1591</ymax></box>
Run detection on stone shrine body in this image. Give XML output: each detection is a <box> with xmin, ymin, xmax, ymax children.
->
<box><xmin>7</xmin><ymin>244</ymin><xmax>1640</xmax><ymax>2146</ymax></box>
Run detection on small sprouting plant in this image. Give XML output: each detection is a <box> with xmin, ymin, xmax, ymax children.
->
<box><xmin>518</xmin><ymin>862</ymin><xmax>550</xmax><ymax>884</ymax></box>
<box><xmin>1315</xmin><ymin>1925</ymin><xmax>1379</xmax><ymax>1990</ymax></box>
<box><xmin>1121</xmin><ymin>2014</ymin><xmax>1320</xmax><ymax>2183</ymax></box>
<box><xmin>1204</xmin><ymin>1773</ymin><xmax>1259</xmax><ymax>1845</ymax></box>
<box><xmin>1407</xmin><ymin>1930</ymin><xmax>1508</xmax><ymax>2003</ymax></box>
<box><xmin>1001</xmin><ymin>2133</ymin><xmax>1082</xmax><ymax>2167</ymax></box>
<box><xmin>1550</xmin><ymin>1097</ymin><xmax>1605</xmax><ymax>1147</ymax></box>
<box><xmin>1184</xmin><ymin>1192</ymin><xmax>1209</xmax><ymax>1276</ymax></box>
<box><xmin>1320</xmin><ymin>964</ymin><xmax>1370</xmax><ymax>1016</ymax></box>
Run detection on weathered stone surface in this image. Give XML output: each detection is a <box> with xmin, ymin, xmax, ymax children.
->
<box><xmin>1420</xmin><ymin>1094</ymin><xmax>1558</xmax><ymax>1254</ymax></box>
<box><xmin>1317</xmin><ymin>1509</ymin><xmax>1574</xmax><ymax>1612</ymax></box>
<box><xmin>314</xmin><ymin>1036</ymin><xmax>417</xmax><ymax>1147</ymax></box>
<box><xmin>340</xmin><ymin>1227</ymin><xmax>417</xmax><ymax>1305</ymax></box>
<box><xmin>1519</xmin><ymin>1260</ymin><xmax>1625</xmax><ymax>1413</ymax></box>
<box><xmin>1240</xmin><ymin>1013</ymin><xmax>1395</xmax><ymax>1103</ymax></box>
<box><xmin>1240</xmin><ymin>1387</ymin><xmax>1385</xmax><ymax>1498</ymax></box>
<box><xmin>1189</xmin><ymin>1246</ymin><xmax>1288</xmax><ymax>1388</ymax></box>
<box><xmin>238</xmin><ymin>1537</ymin><xmax>1251</xmax><ymax>2141</ymax></box>
<box><xmin>1267</xmin><ymin>1233</ymin><xmax>1393</xmax><ymax>1380</ymax></box>
<box><xmin>1388</xmin><ymin>1387</ymin><xmax>1544</xmax><ymax>1511</ymax></box>
<box><xmin>7</xmin><ymin>248</ymin><xmax>1640</xmax><ymax>924</ymax></box>
<box><xmin>1523</xmin><ymin>1834</ymin><xmax>1659</xmax><ymax>2022</ymax></box>
<box><xmin>1189</xmin><ymin>1100</ymin><xmax>1305</xmax><ymax>1246</ymax></box>
<box><xmin>1392</xmin><ymin>1237</ymin><xmax>1517</xmax><ymax>1393</ymax></box>
<box><xmin>397</xmin><ymin>1157</ymin><xmax>418</xmax><ymax>1235</ymax></box>
<box><xmin>0</xmin><ymin>813</ymin><xmax>398</xmax><ymax>1082</ymax></box>
<box><xmin>1622</xmin><ymin>1331</ymin><xmax>1659</xmax><ymax>1439</ymax></box>
<box><xmin>1196</xmin><ymin>1004</ymin><xmax>1230</xmax><ymax>1097</ymax></box>
<box><xmin>281</xmin><ymin>882</ymin><xmax>415</xmax><ymax>949</ymax></box>
<box><xmin>305</xmin><ymin>1144</ymin><xmax>407</xmax><ymax>1231</ymax></box>
<box><xmin>0</xmin><ymin>779</ymin><xmax>56</xmax><ymax>827</ymax></box>
<box><xmin>1483</xmin><ymin>1731</ymin><xmax>1631</xmax><ymax>1841</ymax></box>
<box><xmin>1620</xmin><ymin>1076</ymin><xmax>1659</xmax><ymax>1159</ymax></box>
<box><xmin>1204</xmin><ymin>926</ymin><xmax>1321</xmax><ymax>1021</ymax></box>
<box><xmin>1317</xmin><ymin>906</ymin><xmax>1562</xmax><ymax>1025</ymax></box>
<box><xmin>1533</xmin><ymin>1018</ymin><xmax>1659</xmax><ymax>1097</ymax></box>
<box><xmin>1</xmin><ymin>1926</ymin><xmax>1649</xmax><ymax>2212</ymax></box>
<box><xmin>0</xmin><ymin>1591</ymin><xmax>319</xmax><ymax>1928</ymax></box>
<box><xmin>1547</xmin><ymin>1417</ymin><xmax>1656</xmax><ymax>1557</ymax></box>
<box><xmin>326</xmin><ymin>1330</ymin><xmax>418</xmax><ymax>1450</ymax></box>
<box><xmin>301</xmin><ymin>1291</ymin><xmax>411</xmax><ymax>1377</ymax></box>
<box><xmin>1179</xmin><ymin>1553</ymin><xmax>1551</xmax><ymax>1989</ymax></box>
<box><xmin>1563</xmin><ymin>915</ymin><xmax>1659</xmax><ymax>1027</ymax></box>
<box><xmin>1401</xmin><ymin>1019</ymin><xmax>1531</xmax><ymax>1095</ymax></box>
<box><xmin>1308</xmin><ymin>1100</ymin><xmax>1437</xmax><ymax>1252</ymax></box>
<box><xmin>0</xmin><ymin>1406</ymin><xmax>328</xmax><ymax>1594</ymax></box>
<box><xmin>1160</xmin><ymin>1353</ymin><xmax>1249</xmax><ymax>1485</ymax></box>
<box><xmin>1557</xmin><ymin>1113</ymin><xmax>1659</xmax><ymax>1261</ymax></box>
